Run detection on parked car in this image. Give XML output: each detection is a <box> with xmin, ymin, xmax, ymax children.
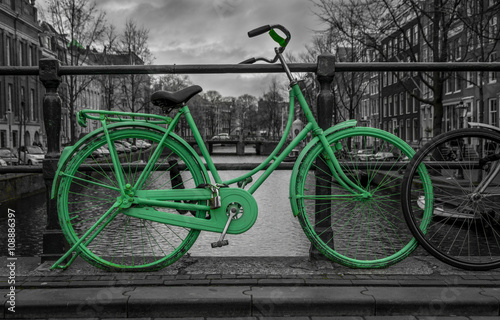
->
<box><xmin>113</xmin><ymin>143</ymin><xmax>130</xmax><ymax>153</ymax></box>
<box><xmin>116</xmin><ymin>140</ymin><xmax>138</xmax><ymax>152</ymax></box>
<box><xmin>0</xmin><ymin>148</ymin><xmax>18</xmax><ymax>165</ymax></box>
<box><xmin>19</xmin><ymin>146</ymin><xmax>45</xmax><ymax>165</ymax></box>
<box><xmin>92</xmin><ymin>148</ymin><xmax>103</xmax><ymax>158</ymax></box>
<box><xmin>355</xmin><ymin>149</ymin><xmax>374</xmax><ymax>161</ymax></box>
<box><xmin>0</xmin><ymin>159</ymin><xmax>7</xmax><ymax>166</ymax></box>
<box><xmin>98</xmin><ymin>146</ymin><xmax>110</xmax><ymax>156</ymax></box>
<box><xmin>211</xmin><ymin>133</ymin><xmax>230</xmax><ymax>140</ymax></box>
<box><xmin>135</xmin><ymin>139</ymin><xmax>151</xmax><ymax>149</ymax></box>
<box><xmin>372</xmin><ymin>151</ymin><xmax>397</xmax><ymax>161</ymax></box>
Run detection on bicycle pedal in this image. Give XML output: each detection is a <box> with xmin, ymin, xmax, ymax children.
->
<box><xmin>211</xmin><ymin>240</ymin><xmax>229</xmax><ymax>248</ymax></box>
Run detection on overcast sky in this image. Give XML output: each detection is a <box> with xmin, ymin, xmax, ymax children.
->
<box><xmin>37</xmin><ymin>0</ymin><xmax>324</xmax><ymax>98</ymax></box>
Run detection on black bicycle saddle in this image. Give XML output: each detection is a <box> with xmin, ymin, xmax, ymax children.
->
<box><xmin>151</xmin><ymin>85</ymin><xmax>203</xmax><ymax>108</ymax></box>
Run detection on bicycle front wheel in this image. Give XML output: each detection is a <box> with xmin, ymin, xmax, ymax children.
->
<box><xmin>56</xmin><ymin>124</ymin><xmax>208</xmax><ymax>271</ymax></box>
<box><xmin>292</xmin><ymin>127</ymin><xmax>424</xmax><ymax>268</ymax></box>
<box><xmin>402</xmin><ymin>128</ymin><xmax>500</xmax><ymax>270</ymax></box>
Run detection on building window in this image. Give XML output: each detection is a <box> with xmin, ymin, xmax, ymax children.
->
<box><xmin>413</xmin><ymin>89</ymin><xmax>418</xmax><ymax>113</ymax></box>
<box><xmin>466</xmin><ymin>70</ymin><xmax>474</xmax><ymax>87</ymax></box>
<box><xmin>28</xmin><ymin>45</ymin><xmax>32</xmax><ymax>67</ymax></box>
<box><xmin>400</xmin><ymin>92</ymin><xmax>405</xmax><ymax>115</ymax></box>
<box><xmin>0</xmin><ymin>130</ymin><xmax>6</xmax><ymax>148</ymax></box>
<box><xmin>455</xmin><ymin>72</ymin><xmax>462</xmax><ymax>92</ymax></box>
<box><xmin>31</xmin><ymin>46</ymin><xmax>37</xmax><ymax>66</ymax></box>
<box><xmin>8</xmin><ymin>84</ymin><xmax>13</xmax><ymax>115</ymax></box>
<box><xmin>20</xmin><ymin>87</ymin><xmax>26</xmax><ymax>120</ymax></box>
<box><xmin>12</xmin><ymin>130</ymin><xmax>18</xmax><ymax>148</ymax></box>
<box><xmin>406</xmin><ymin>92</ymin><xmax>411</xmax><ymax>114</ymax></box>
<box><xmin>6</xmin><ymin>37</ymin><xmax>11</xmax><ymax>66</ymax></box>
<box><xmin>413</xmin><ymin>118</ymin><xmax>419</xmax><ymax>141</ymax></box>
<box><xmin>30</xmin><ymin>89</ymin><xmax>36</xmax><ymax>121</ymax></box>
<box><xmin>394</xmin><ymin>94</ymin><xmax>398</xmax><ymax>116</ymax></box>
<box><xmin>389</xmin><ymin>96</ymin><xmax>393</xmax><ymax>116</ymax></box>
<box><xmin>489</xmin><ymin>98</ymin><xmax>498</xmax><ymax>127</ymax></box>
<box><xmin>19</xmin><ymin>42</ymin><xmax>24</xmax><ymax>66</ymax></box>
<box><xmin>490</xmin><ymin>53</ymin><xmax>497</xmax><ymax>83</ymax></box>
<box><xmin>489</xmin><ymin>16</ymin><xmax>498</xmax><ymax>42</ymax></box>
<box><xmin>383</xmin><ymin>97</ymin><xmax>387</xmax><ymax>117</ymax></box>
<box><xmin>406</xmin><ymin>119</ymin><xmax>411</xmax><ymax>142</ymax></box>
<box><xmin>0</xmin><ymin>81</ymin><xmax>3</xmax><ymax>119</ymax></box>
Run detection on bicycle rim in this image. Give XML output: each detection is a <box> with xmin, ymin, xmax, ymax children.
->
<box><xmin>57</xmin><ymin>125</ymin><xmax>207</xmax><ymax>271</ymax></box>
<box><xmin>293</xmin><ymin>127</ymin><xmax>422</xmax><ymax>268</ymax></box>
<box><xmin>402</xmin><ymin>128</ymin><xmax>500</xmax><ymax>270</ymax></box>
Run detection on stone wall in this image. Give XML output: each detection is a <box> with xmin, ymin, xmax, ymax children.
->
<box><xmin>0</xmin><ymin>173</ymin><xmax>45</xmax><ymax>203</ymax></box>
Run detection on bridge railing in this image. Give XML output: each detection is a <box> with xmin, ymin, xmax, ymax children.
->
<box><xmin>3</xmin><ymin>57</ymin><xmax>500</xmax><ymax>261</ymax></box>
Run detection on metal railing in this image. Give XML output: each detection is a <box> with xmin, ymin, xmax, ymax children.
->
<box><xmin>3</xmin><ymin>57</ymin><xmax>500</xmax><ymax>261</ymax></box>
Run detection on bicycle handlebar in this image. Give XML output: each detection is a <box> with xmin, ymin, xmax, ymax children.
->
<box><xmin>248</xmin><ymin>25</ymin><xmax>272</xmax><ymax>38</ymax></box>
<box><xmin>239</xmin><ymin>24</ymin><xmax>291</xmax><ymax>65</ymax></box>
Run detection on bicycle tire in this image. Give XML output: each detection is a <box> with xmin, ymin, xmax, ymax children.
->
<box><xmin>402</xmin><ymin>128</ymin><xmax>500</xmax><ymax>270</ymax></box>
<box><xmin>56</xmin><ymin>124</ymin><xmax>208</xmax><ymax>271</ymax></box>
<box><xmin>291</xmin><ymin>127</ymin><xmax>424</xmax><ymax>268</ymax></box>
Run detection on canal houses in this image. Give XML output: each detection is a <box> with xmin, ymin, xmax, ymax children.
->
<box><xmin>0</xmin><ymin>0</ymin><xmax>44</xmax><ymax>151</ymax></box>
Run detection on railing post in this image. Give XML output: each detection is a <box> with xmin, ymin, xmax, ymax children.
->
<box><xmin>39</xmin><ymin>58</ymin><xmax>66</xmax><ymax>262</ymax></box>
<box><xmin>310</xmin><ymin>54</ymin><xmax>336</xmax><ymax>260</ymax></box>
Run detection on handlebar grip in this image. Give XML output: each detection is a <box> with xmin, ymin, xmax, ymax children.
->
<box><xmin>239</xmin><ymin>57</ymin><xmax>257</xmax><ymax>64</ymax></box>
<box><xmin>248</xmin><ymin>25</ymin><xmax>271</xmax><ymax>37</ymax></box>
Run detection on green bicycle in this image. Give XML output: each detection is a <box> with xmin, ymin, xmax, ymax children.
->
<box><xmin>51</xmin><ymin>25</ymin><xmax>430</xmax><ymax>271</ymax></box>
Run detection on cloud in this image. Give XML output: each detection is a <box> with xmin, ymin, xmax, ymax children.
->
<box><xmin>37</xmin><ymin>0</ymin><xmax>322</xmax><ymax>97</ymax></box>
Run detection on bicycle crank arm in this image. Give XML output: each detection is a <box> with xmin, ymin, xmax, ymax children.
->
<box><xmin>212</xmin><ymin>206</ymin><xmax>238</xmax><ymax>248</ymax></box>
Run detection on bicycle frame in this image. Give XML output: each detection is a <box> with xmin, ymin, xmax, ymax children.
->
<box><xmin>98</xmin><ymin>84</ymin><xmax>366</xmax><ymax>212</ymax></box>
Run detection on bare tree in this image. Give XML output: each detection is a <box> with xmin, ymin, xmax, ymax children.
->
<box><xmin>46</xmin><ymin>0</ymin><xmax>107</xmax><ymax>142</ymax></box>
<box><xmin>98</xmin><ymin>24</ymin><xmax>119</xmax><ymax>111</ymax></box>
<box><xmin>117</xmin><ymin>19</ymin><xmax>154</xmax><ymax>113</ymax></box>
<box><xmin>258</xmin><ymin>77</ymin><xmax>285</xmax><ymax>140</ymax></box>
<box><xmin>312</xmin><ymin>0</ymin><xmax>500</xmax><ymax>136</ymax></box>
<box><xmin>236</xmin><ymin>94</ymin><xmax>258</xmax><ymax>138</ymax></box>
<box><xmin>203</xmin><ymin>90</ymin><xmax>223</xmax><ymax>137</ymax></box>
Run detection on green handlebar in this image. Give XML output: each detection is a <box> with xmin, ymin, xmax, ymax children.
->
<box><xmin>269</xmin><ymin>29</ymin><xmax>287</xmax><ymax>47</ymax></box>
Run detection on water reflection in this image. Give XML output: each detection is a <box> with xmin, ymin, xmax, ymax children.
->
<box><xmin>0</xmin><ymin>192</ymin><xmax>46</xmax><ymax>257</ymax></box>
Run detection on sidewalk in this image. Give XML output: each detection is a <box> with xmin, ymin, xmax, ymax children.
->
<box><xmin>2</xmin><ymin>254</ymin><xmax>500</xmax><ymax>319</ymax></box>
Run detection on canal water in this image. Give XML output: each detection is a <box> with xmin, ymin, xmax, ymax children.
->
<box><xmin>0</xmin><ymin>148</ymin><xmax>311</xmax><ymax>257</ymax></box>
<box><xmin>0</xmin><ymin>192</ymin><xmax>47</xmax><ymax>257</ymax></box>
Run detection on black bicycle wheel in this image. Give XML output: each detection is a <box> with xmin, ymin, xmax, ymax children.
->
<box><xmin>402</xmin><ymin>128</ymin><xmax>500</xmax><ymax>270</ymax></box>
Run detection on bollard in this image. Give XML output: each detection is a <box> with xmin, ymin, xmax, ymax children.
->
<box><xmin>39</xmin><ymin>58</ymin><xmax>66</xmax><ymax>262</ymax></box>
<box><xmin>310</xmin><ymin>54</ymin><xmax>336</xmax><ymax>260</ymax></box>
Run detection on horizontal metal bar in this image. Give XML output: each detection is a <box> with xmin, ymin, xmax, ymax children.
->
<box><xmin>58</xmin><ymin>63</ymin><xmax>315</xmax><ymax>75</ymax></box>
<box><xmin>4</xmin><ymin>62</ymin><xmax>500</xmax><ymax>77</ymax></box>
<box><xmin>0</xmin><ymin>66</ymin><xmax>39</xmax><ymax>76</ymax></box>
<box><xmin>53</xmin><ymin>62</ymin><xmax>500</xmax><ymax>75</ymax></box>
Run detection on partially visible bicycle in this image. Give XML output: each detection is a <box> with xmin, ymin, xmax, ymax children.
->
<box><xmin>50</xmin><ymin>24</ymin><xmax>428</xmax><ymax>271</ymax></box>
<box><xmin>402</xmin><ymin>123</ymin><xmax>500</xmax><ymax>270</ymax></box>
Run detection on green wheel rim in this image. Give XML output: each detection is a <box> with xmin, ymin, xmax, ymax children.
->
<box><xmin>57</xmin><ymin>125</ymin><xmax>207</xmax><ymax>271</ymax></box>
<box><xmin>292</xmin><ymin>127</ymin><xmax>426</xmax><ymax>268</ymax></box>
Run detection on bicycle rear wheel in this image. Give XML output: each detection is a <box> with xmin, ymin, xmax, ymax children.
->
<box><xmin>291</xmin><ymin>127</ymin><xmax>425</xmax><ymax>268</ymax></box>
<box><xmin>402</xmin><ymin>128</ymin><xmax>500</xmax><ymax>270</ymax></box>
<box><xmin>56</xmin><ymin>124</ymin><xmax>208</xmax><ymax>271</ymax></box>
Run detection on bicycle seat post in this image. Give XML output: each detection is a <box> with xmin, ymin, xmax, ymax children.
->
<box><xmin>275</xmin><ymin>47</ymin><xmax>296</xmax><ymax>84</ymax></box>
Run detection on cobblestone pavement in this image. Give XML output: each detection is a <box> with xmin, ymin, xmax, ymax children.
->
<box><xmin>2</xmin><ymin>255</ymin><xmax>500</xmax><ymax>319</ymax></box>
